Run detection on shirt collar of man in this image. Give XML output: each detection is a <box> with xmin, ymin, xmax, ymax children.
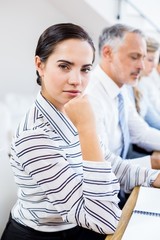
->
<box><xmin>35</xmin><ymin>91</ymin><xmax>78</xmax><ymax>144</ymax></box>
<box><xmin>94</xmin><ymin>65</ymin><xmax>125</xmax><ymax>99</ymax></box>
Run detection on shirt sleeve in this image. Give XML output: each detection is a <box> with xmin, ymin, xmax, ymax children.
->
<box><xmin>139</xmin><ymin>76</ymin><xmax>160</xmax><ymax>115</ymax></box>
<box><xmin>128</xmin><ymin>99</ymin><xmax>160</xmax><ymax>152</ymax></box>
<box><xmin>13</xmin><ymin>129</ymin><xmax>121</xmax><ymax>234</ymax></box>
<box><xmin>143</xmin><ymin>98</ymin><xmax>160</xmax><ymax>130</ymax></box>
<box><xmin>105</xmin><ymin>150</ymin><xmax>160</xmax><ymax>193</ymax></box>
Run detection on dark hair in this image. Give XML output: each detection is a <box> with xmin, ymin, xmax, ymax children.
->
<box><xmin>35</xmin><ymin>23</ymin><xmax>95</xmax><ymax>85</ymax></box>
<box><xmin>98</xmin><ymin>23</ymin><xmax>145</xmax><ymax>55</ymax></box>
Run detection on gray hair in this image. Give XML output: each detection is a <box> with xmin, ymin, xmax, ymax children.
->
<box><xmin>98</xmin><ymin>23</ymin><xmax>145</xmax><ymax>55</ymax></box>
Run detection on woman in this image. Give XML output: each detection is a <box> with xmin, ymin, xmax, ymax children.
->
<box><xmin>127</xmin><ymin>36</ymin><xmax>160</xmax><ymax>157</ymax></box>
<box><xmin>1</xmin><ymin>23</ymin><xmax>121</xmax><ymax>240</ymax></box>
<box><xmin>137</xmin><ymin>36</ymin><xmax>160</xmax><ymax>118</ymax></box>
<box><xmin>129</xmin><ymin>36</ymin><xmax>160</xmax><ymax>130</ymax></box>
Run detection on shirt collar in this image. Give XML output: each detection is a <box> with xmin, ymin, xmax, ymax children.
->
<box><xmin>35</xmin><ymin>92</ymin><xmax>78</xmax><ymax>144</ymax></box>
<box><xmin>93</xmin><ymin>65</ymin><xmax>125</xmax><ymax>99</ymax></box>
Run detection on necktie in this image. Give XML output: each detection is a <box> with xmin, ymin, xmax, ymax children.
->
<box><xmin>117</xmin><ymin>93</ymin><xmax>130</xmax><ymax>158</ymax></box>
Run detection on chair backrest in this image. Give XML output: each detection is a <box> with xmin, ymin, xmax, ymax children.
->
<box><xmin>0</xmin><ymin>150</ymin><xmax>17</xmax><ymax>237</ymax></box>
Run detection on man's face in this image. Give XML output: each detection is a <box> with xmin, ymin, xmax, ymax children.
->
<box><xmin>109</xmin><ymin>32</ymin><xmax>146</xmax><ymax>87</ymax></box>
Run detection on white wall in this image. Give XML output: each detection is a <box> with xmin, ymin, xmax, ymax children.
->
<box><xmin>0</xmin><ymin>0</ymin><xmax>70</xmax><ymax>100</ymax></box>
<box><xmin>86</xmin><ymin>0</ymin><xmax>160</xmax><ymax>42</ymax></box>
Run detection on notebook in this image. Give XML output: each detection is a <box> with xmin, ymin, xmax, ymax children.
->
<box><xmin>122</xmin><ymin>186</ymin><xmax>160</xmax><ymax>240</ymax></box>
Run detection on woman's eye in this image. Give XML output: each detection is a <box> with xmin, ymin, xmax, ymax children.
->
<box><xmin>81</xmin><ymin>67</ymin><xmax>91</xmax><ymax>73</ymax></box>
<box><xmin>148</xmin><ymin>58</ymin><xmax>154</xmax><ymax>62</ymax></box>
<box><xmin>59</xmin><ymin>64</ymin><xmax>69</xmax><ymax>70</ymax></box>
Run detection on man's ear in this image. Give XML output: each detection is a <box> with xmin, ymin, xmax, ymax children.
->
<box><xmin>102</xmin><ymin>45</ymin><xmax>113</xmax><ymax>62</ymax></box>
<box><xmin>35</xmin><ymin>56</ymin><xmax>44</xmax><ymax>77</ymax></box>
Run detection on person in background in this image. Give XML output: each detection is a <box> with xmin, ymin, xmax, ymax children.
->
<box><xmin>130</xmin><ymin>36</ymin><xmax>160</xmax><ymax>130</ymax></box>
<box><xmin>87</xmin><ymin>23</ymin><xmax>160</xmax><ymax>168</ymax></box>
<box><xmin>1</xmin><ymin>22</ymin><xmax>121</xmax><ymax>240</ymax></box>
<box><xmin>156</xmin><ymin>55</ymin><xmax>160</xmax><ymax>75</ymax></box>
<box><xmin>86</xmin><ymin>23</ymin><xmax>160</xmax><ymax>207</ymax></box>
<box><xmin>138</xmin><ymin>37</ymin><xmax>160</xmax><ymax>115</ymax></box>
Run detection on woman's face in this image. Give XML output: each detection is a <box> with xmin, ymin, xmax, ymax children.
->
<box><xmin>142</xmin><ymin>51</ymin><xmax>159</xmax><ymax>76</ymax></box>
<box><xmin>35</xmin><ymin>39</ymin><xmax>94</xmax><ymax>111</ymax></box>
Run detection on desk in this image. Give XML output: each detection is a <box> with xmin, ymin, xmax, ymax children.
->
<box><xmin>105</xmin><ymin>186</ymin><xmax>140</xmax><ymax>240</ymax></box>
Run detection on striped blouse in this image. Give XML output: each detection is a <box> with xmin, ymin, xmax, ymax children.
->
<box><xmin>10</xmin><ymin>92</ymin><xmax>121</xmax><ymax>234</ymax></box>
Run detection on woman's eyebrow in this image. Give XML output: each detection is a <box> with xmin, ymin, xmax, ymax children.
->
<box><xmin>57</xmin><ymin>60</ymin><xmax>74</xmax><ymax>65</ymax></box>
<box><xmin>57</xmin><ymin>60</ymin><xmax>92</xmax><ymax>67</ymax></box>
<box><xmin>83</xmin><ymin>64</ymin><xmax>93</xmax><ymax>67</ymax></box>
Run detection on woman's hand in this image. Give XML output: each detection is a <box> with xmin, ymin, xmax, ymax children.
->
<box><xmin>64</xmin><ymin>94</ymin><xmax>104</xmax><ymax>162</ymax></box>
<box><xmin>64</xmin><ymin>94</ymin><xmax>96</xmax><ymax>132</ymax></box>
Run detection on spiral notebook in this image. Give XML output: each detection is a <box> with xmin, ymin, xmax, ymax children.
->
<box><xmin>122</xmin><ymin>186</ymin><xmax>160</xmax><ymax>240</ymax></box>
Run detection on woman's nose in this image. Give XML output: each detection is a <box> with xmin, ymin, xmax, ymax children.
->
<box><xmin>68</xmin><ymin>72</ymin><xmax>82</xmax><ymax>85</ymax></box>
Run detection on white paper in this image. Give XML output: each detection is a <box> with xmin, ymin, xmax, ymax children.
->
<box><xmin>121</xmin><ymin>186</ymin><xmax>160</xmax><ymax>240</ymax></box>
<box><xmin>134</xmin><ymin>186</ymin><xmax>160</xmax><ymax>215</ymax></box>
<box><xmin>122</xmin><ymin>213</ymin><xmax>160</xmax><ymax>240</ymax></box>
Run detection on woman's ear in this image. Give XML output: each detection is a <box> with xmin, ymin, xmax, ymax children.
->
<box><xmin>35</xmin><ymin>56</ymin><xmax>44</xmax><ymax>77</ymax></box>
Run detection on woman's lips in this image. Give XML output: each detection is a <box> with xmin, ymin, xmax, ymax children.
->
<box><xmin>63</xmin><ymin>90</ymin><xmax>81</xmax><ymax>97</ymax></box>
